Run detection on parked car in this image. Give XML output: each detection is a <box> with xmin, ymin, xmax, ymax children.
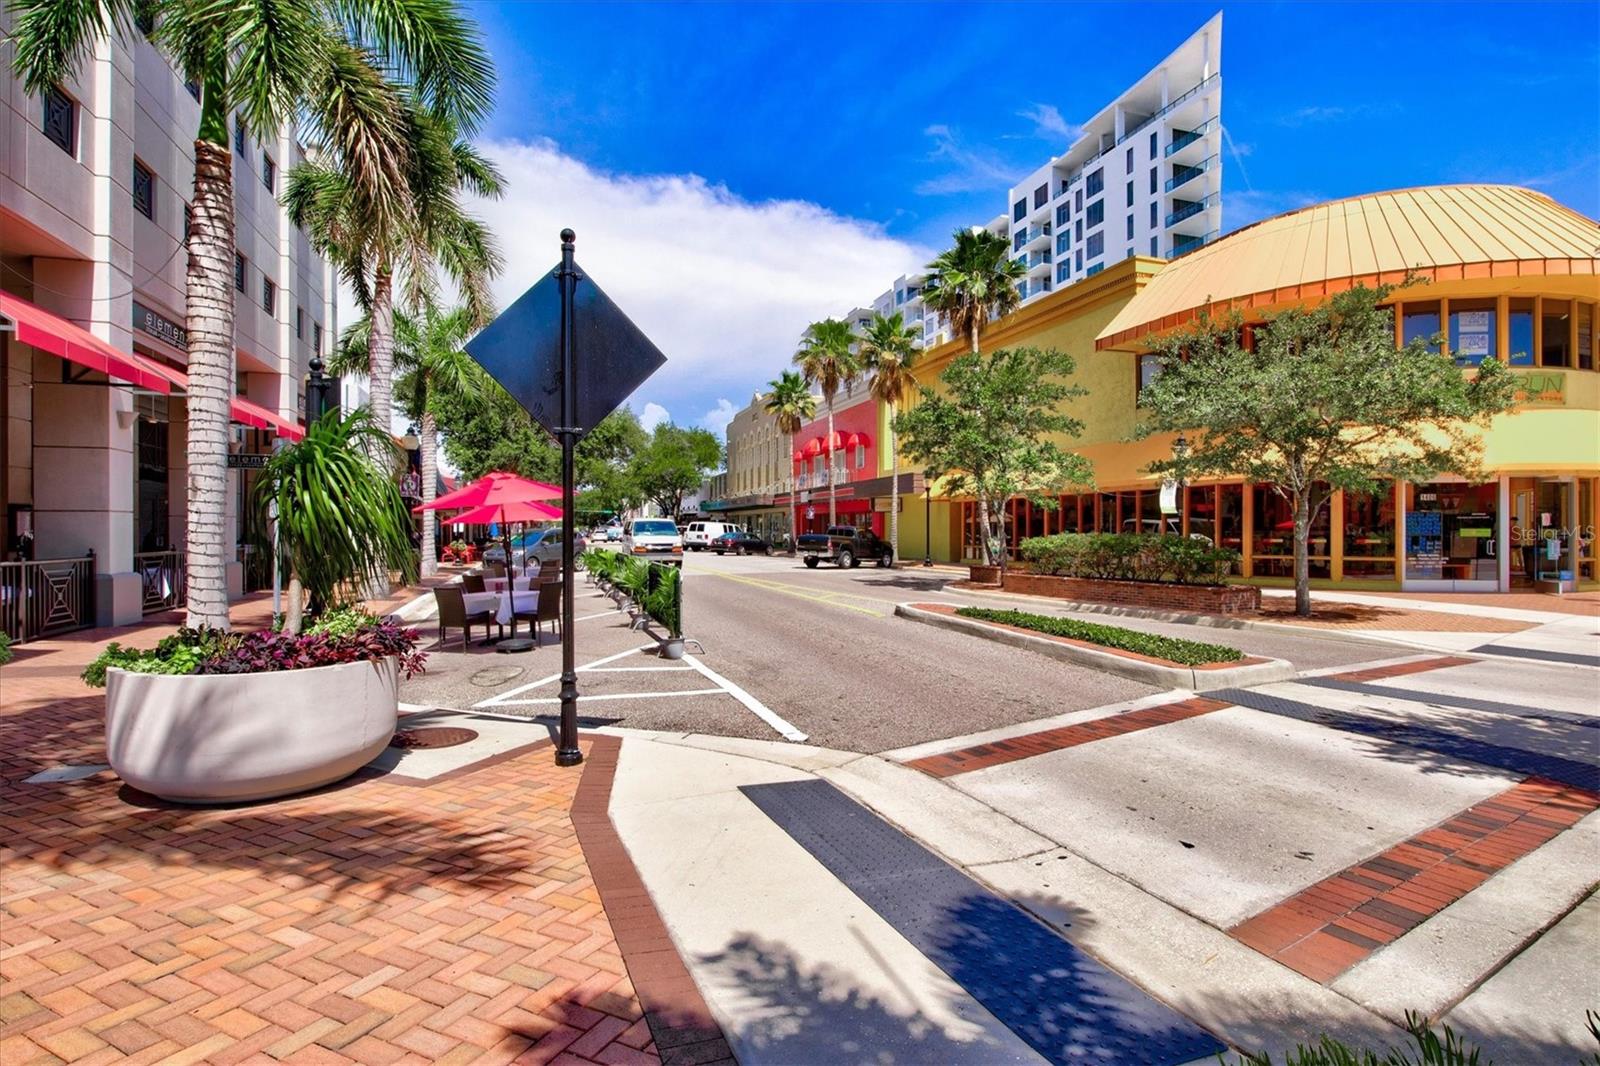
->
<box><xmin>684</xmin><ymin>520</ymin><xmax>743</xmax><ymax>550</ymax></box>
<box><xmin>622</xmin><ymin>518</ymin><xmax>683</xmax><ymax>555</ymax></box>
<box><xmin>482</xmin><ymin>528</ymin><xmax>588</xmax><ymax>569</ymax></box>
<box><xmin>711</xmin><ymin>530</ymin><xmax>771</xmax><ymax>556</ymax></box>
<box><xmin>796</xmin><ymin>525</ymin><xmax>893</xmax><ymax>569</ymax></box>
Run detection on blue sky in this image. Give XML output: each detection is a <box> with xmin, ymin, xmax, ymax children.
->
<box><xmin>458</xmin><ymin>1</ymin><xmax>1600</xmax><ymax>439</ymax></box>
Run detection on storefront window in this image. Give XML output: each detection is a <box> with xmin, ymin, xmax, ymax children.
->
<box><xmin>1448</xmin><ymin>300</ymin><xmax>1496</xmax><ymax>367</ymax></box>
<box><xmin>1187</xmin><ymin>486</ymin><xmax>1216</xmax><ymax>545</ymax></box>
<box><xmin>1508</xmin><ymin>299</ymin><xmax>1535</xmax><ymax>366</ymax></box>
<box><xmin>1097</xmin><ymin>492</ymin><xmax>1117</xmax><ymax>532</ymax></box>
<box><xmin>1405</xmin><ymin>482</ymin><xmax>1497</xmax><ymax>582</ymax></box>
<box><xmin>1343</xmin><ymin>485</ymin><xmax>1396</xmax><ymax>578</ymax></box>
<box><xmin>1542</xmin><ymin>300</ymin><xmax>1571</xmax><ymax>367</ymax></box>
<box><xmin>1252</xmin><ymin>484</ymin><xmax>1331</xmax><ymax>579</ymax></box>
<box><xmin>1579</xmin><ymin>478</ymin><xmax>1595</xmax><ymax>581</ymax></box>
<box><xmin>1028</xmin><ymin>500</ymin><xmax>1046</xmax><ymax>540</ymax></box>
<box><xmin>1401</xmin><ymin>301</ymin><xmax>1441</xmax><ymax>354</ymax></box>
<box><xmin>1057</xmin><ymin>495</ymin><xmax>1081</xmax><ymax>534</ymax></box>
<box><xmin>1118</xmin><ymin>492</ymin><xmax>1138</xmax><ymax>533</ymax></box>
<box><xmin>1578</xmin><ymin>303</ymin><xmax>1594</xmax><ymax>371</ymax></box>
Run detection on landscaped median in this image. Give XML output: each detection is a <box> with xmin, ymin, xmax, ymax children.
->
<box><xmin>895</xmin><ymin>602</ymin><xmax>1295</xmax><ymax>691</ymax></box>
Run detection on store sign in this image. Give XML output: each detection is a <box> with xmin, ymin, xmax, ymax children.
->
<box><xmin>132</xmin><ymin>300</ymin><xmax>186</xmax><ymax>350</ymax></box>
<box><xmin>227</xmin><ymin>453</ymin><xmax>270</xmax><ymax>469</ymax></box>
<box><xmin>1159</xmin><ymin>480</ymin><xmax>1178</xmax><ymax>515</ymax></box>
<box><xmin>1511</xmin><ymin>371</ymin><xmax>1565</xmax><ymax>405</ymax></box>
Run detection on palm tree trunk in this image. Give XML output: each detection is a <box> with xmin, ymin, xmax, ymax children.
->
<box><xmin>368</xmin><ymin>268</ymin><xmax>394</xmax><ymax>433</ymax></box>
<box><xmin>969</xmin><ymin>320</ymin><xmax>980</xmax><ymax>355</ymax></box>
<box><xmin>826</xmin><ymin>405</ymin><xmax>837</xmax><ymax>527</ymax></box>
<box><xmin>419</xmin><ymin>409</ymin><xmax>438</xmax><ymax>578</ymax></box>
<box><xmin>284</xmin><ymin>571</ymin><xmax>304</xmax><ymax>635</ymax></box>
<box><xmin>887</xmin><ymin>400</ymin><xmax>899</xmax><ymax>561</ymax></box>
<box><xmin>183</xmin><ymin>128</ymin><xmax>236</xmax><ymax>631</ymax></box>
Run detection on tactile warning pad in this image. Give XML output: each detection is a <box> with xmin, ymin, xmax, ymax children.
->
<box><xmin>740</xmin><ymin>779</ymin><xmax>1225</xmax><ymax>1065</ymax></box>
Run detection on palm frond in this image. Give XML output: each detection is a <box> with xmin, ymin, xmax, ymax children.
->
<box><xmin>6</xmin><ymin>0</ymin><xmax>137</xmax><ymax>95</ymax></box>
<box><xmin>329</xmin><ymin>0</ymin><xmax>496</xmax><ymax>134</ymax></box>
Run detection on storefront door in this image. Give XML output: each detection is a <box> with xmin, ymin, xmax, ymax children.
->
<box><xmin>1532</xmin><ymin>479</ymin><xmax>1576</xmax><ymax>592</ymax></box>
<box><xmin>1402</xmin><ymin>481</ymin><xmax>1499</xmax><ymax>592</ymax></box>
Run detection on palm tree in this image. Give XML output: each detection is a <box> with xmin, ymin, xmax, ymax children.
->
<box><xmin>762</xmin><ymin>370</ymin><xmax>816</xmax><ymax>551</ymax></box>
<box><xmin>289</xmin><ymin>101</ymin><xmax>503</xmax><ymax>440</ymax></box>
<box><xmin>792</xmin><ymin>318</ymin><xmax>861</xmax><ymax>528</ymax></box>
<box><xmin>858</xmin><ymin>312</ymin><xmax>921</xmax><ymax>559</ymax></box>
<box><xmin>255</xmin><ymin>409</ymin><xmax>418</xmax><ymax>633</ymax></box>
<box><xmin>10</xmin><ymin>0</ymin><xmax>494</xmax><ymax>629</ymax></box>
<box><xmin>331</xmin><ymin>303</ymin><xmax>485</xmax><ymax>578</ymax></box>
<box><xmin>923</xmin><ymin>227</ymin><xmax>1027</xmax><ymax>355</ymax></box>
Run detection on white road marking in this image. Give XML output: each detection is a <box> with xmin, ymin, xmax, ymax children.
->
<box><xmin>585</xmin><ymin>665</ymin><xmax>696</xmax><ymax>673</ymax></box>
<box><xmin>498</xmin><ymin>689</ymin><xmax>725</xmax><ymax>705</ymax></box>
<box><xmin>683</xmin><ymin>653</ymin><xmax>809</xmax><ymax>743</ymax></box>
<box><xmin>474</xmin><ymin>645</ymin><xmax>650</xmax><ymax>707</ymax></box>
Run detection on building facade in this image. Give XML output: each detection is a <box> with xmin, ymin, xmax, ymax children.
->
<box><xmin>1</xmin><ymin>15</ymin><xmax>334</xmax><ymax>635</ymax></box>
<box><xmin>709</xmin><ymin>392</ymin><xmax>792</xmax><ymax>542</ymax></box>
<box><xmin>775</xmin><ymin>387</ymin><xmax>890</xmax><ymax>537</ymax></box>
<box><xmin>887</xmin><ymin>184</ymin><xmax>1598</xmax><ymax>594</ymax></box>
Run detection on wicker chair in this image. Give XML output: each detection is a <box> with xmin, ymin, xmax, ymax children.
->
<box><xmin>434</xmin><ymin>585</ymin><xmax>499</xmax><ymax>650</ymax></box>
<box><xmin>532</xmin><ymin>580</ymin><xmax>562</xmax><ymax>640</ymax></box>
<box><xmin>462</xmin><ymin>572</ymin><xmax>486</xmax><ymax>594</ymax></box>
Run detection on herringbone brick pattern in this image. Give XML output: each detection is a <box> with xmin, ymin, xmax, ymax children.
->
<box><xmin>0</xmin><ymin>600</ymin><xmax>669</xmax><ymax>1065</ymax></box>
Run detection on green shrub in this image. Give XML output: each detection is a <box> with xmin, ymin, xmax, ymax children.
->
<box><xmin>0</xmin><ymin>629</ymin><xmax>13</xmax><ymax>666</ymax></box>
<box><xmin>615</xmin><ymin>557</ymin><xmax>650</xmax><ymax>601</ymax></box>
<box><xmin>954</xmin><ymin>607</ymin><xmax>1243</xmax><ymax>666</ymax></box>
<box><xmin>1020</xmin><ymin>532</ymin><xmax>1238</xmax><ymax>585</ymax></box>
<box><xmin>306</xmin><ymin>605</ymin><xmax>380</xmax><ymax>638</ymax></box>
<box><xmin>639</xmin><ymin>563</ymin><xmax>681</xmax><ymax>637</ymax></box>
<box><xmin>1223</xmin><ymin>1009</ymin><xmax>1512</xmax><ymax>1065</ymax></box>
<box><xmin>81</xmin><ymin>628</ymin><xmax>232</xmax><ymax>687</ymax></box>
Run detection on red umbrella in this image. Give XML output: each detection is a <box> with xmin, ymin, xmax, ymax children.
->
<box><xmin>415</xmin><ymin>470</ymin><xmax>561</xmax><ymax>513</ymax></box>
<box><xmin>446</xmin><ymin>500</ymin><xmax>563</xmax><ymax>525</ymax></box>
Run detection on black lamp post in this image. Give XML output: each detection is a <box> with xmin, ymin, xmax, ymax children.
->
<box><xmin>305</xmin><ymin>356</ymin><xmax>334</xmax><ymax>424</ymax></box>
<box><xmin>1172</xmin><ymin>433</ymin><xmax>1190</xmax><ymax>532</ymax></box>
<box><xmin>923</xmin><ymin>470</ymin><xmax>933</xmax><ymax>567</ymax></box>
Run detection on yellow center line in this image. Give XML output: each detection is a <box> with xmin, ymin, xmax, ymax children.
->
<box><xmin>702</xmin><ymin>571</ymin><xmax>887</xmax><ymax>616</ymax></box>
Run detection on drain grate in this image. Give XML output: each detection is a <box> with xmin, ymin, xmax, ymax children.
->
<box><xmin>390</xmin><ymin>727</ymin><xmax>478</xmax><ymax>750</ymax></box>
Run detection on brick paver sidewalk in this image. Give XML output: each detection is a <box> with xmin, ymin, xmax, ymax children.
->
<box><xmin>1</xmin><ymin>600</ymin><xmax>728</xmax><ymax>1065</ymax></box>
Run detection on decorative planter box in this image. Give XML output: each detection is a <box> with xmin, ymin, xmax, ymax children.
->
<box><xmin>106</xmin><ymin>657</ymin><xmax>399</xmax><ymax>804</ymax></box>
<box><xmin>967</xmin><ymin>564</ymin><xmax>1002</xmax><ymax>585</ymax></box>
<box><xmin>999</xmin><ymin>571</ymin><xmax>1261</xmax><ymax>615</ymax></box>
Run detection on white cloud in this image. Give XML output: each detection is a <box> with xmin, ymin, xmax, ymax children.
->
<box><xmin>1017</xmin><ymin>103</ymin><xmax>1083</xmax><ymax>144</ymax></box>
<box><xmin>469</xmin><ymin>139</ymin><xmax>931</xmax><ymax>418</ymax></box>
<box><xmin>700</xmin><ymin>398</ymin><xmax>736</xmax><ymax>438</ymax></box>
<box><xmin>639</xmin><ymin>402</ymin><xmax>671</xmax><ymax>432</ymax></box>
<box><xmin>916</xmin><ymin>124</ymin><xmax>1023</xmax><ymax>196</ymax></box>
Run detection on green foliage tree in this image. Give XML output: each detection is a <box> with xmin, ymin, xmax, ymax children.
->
<box><xmin>859</xmin><ymin>312</ymin><xmax>922</xmax><ymax>557</ymax></box>
<box><xmin>894</xmin><ymin>347</ymin><xmax>1093</xmax><ymax>567</ymax></box>
<box><xmin>792</xmin><ymin>318</ymin><xmax>862</xmax><ymax>526</ymax></box>
<box><xmin>254</xmin><ymin>410</ymin><xmax>418</xmax><ymax>633</ymax></box>
<box><xmin>763</xmin><ymin>370</ymin><xmax>817</xmax><ymax>549</ymax></box>
<box><xmin>630</xmin><ymin>424</ymin><xmax>722</xmax><ymax>520</ymax></box>
<box><xmin>922</xmin><ymin>227</ymin><xmax>1027</xmax><ymax>355</ymax></box>
<box><xmin>9</xmin><ymin>0</ymin><xmax>493</xmax><ymax>629</ymax></box>
<box><xmin>1136</xmin><ymin>282</ymin><xmax>1518</xmax><ymax>616</ymax></box>
<box><xmin>331</xmin><ymin>303</ymin><xmax>486</xmax><ymax>577</ymax></box>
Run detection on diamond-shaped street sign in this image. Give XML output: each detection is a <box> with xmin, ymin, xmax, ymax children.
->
<box><xmin>465</xmin><ymin>260</ymin><xmax>667</xmax><ymax>438</ymax></box>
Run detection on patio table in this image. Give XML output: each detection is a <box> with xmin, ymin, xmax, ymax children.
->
<box><xmin>463</xmin><ymin>583</ymin><xmax>560</xmax><ymax>636</ymax></box>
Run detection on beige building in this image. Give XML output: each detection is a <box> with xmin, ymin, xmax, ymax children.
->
<box><xmin>712</xmin><ymin>391</ymin><xmax>792</xmax><ymax>541</ymax></box>
<box><xmin>2</xmin><ymin>13</ymin><xmax>335</xmax><ymax>636</ymax></box>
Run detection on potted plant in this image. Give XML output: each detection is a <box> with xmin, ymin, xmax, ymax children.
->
<box><xmin>94</xmin><ymin>411</ymin><xmax>424</xmax><ymax>804</ymax></box>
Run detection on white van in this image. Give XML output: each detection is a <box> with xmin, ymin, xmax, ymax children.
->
<box><xmin>683</xmin><ymin>521</ymin><xmax>742</xmax><ymax>551</ymax></box>
<box><xmin>622</xmin><ymin>518</ymin><xmax>683</xmax><ymax>555</ymax></box>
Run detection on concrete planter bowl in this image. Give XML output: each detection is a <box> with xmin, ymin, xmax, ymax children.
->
<box><xmin>105</xmin><ymin>657</ymin><xmax>399</xmax><ymax>804</ymax></box>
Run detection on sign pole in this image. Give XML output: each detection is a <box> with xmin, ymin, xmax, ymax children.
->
<box><xmin>555</xmin><ymin>229</ymin><xmax>584</xmax><ymax>768</ymax></box>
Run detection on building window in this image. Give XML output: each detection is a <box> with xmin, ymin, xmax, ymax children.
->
<box><xmin>1579</xmin><ymin>302</ymin><xmax>1594</xmax><ymax>371</ymax></box>
<box><xmin>1150</xmin><ymin>236</ymin><xmax>1158</xmax><ymax>256</ymax></box>
<box><xmin>314</xmin><ymin>322</ymin><xmax>323</xmax><ymax>354</ymax></box>
<box><xmin>1013</xmin><ymin>198</ymin><xmax>1026</xmax><ymax>222</ymax></box>
<box><xmin>1125</xmin><ymin>181</ymin><xmax>1134</xmax><ymax>207</ymax></box>
<box><xmin>1075</xmin><ymin>218</ymin><xmax>1083</xmax><ymax>241</ymax></box>
<box><xmin>133</xmin><ymin>160</ymin><xmax>156</xmax><ymax>220</ymax></box>
<box><xmin>232</xmin><ymin>252</ymin><xmax>247</xmax><ymax>292</ymax></box>
<box><xmin>1086</xmin><ymin>232</ymin><xmax>1104</xmax><ymax>258</ymax></box>
<box><xmin>1137</xmin><ymin>352</ymin><xmax>1163</xmax><ymax>400</ymax></box>
<box><xmin>1125</xmin><ymin>147</ymin><xmax>1133</xmax><ymax>170</ymax></box>
<box><xmin>233</xmin><ymin>119</ymin><xmax>248</xmax><ymax>155</ymax></box>
<box><xmin>262</xmin><ymin>276</ymin><xmax>275</xmax><ymax>314</ymax></box>
<box><xmin>1126</xmin><ymin>215</ymin><xmax>1134</xmax><ymax>240</ymax></box>
<box><xmin>295</xmin><ymin>306</ymin><xmax>305</xmax><ymax>339</ymax></box>
<box><xmin>1057</xmin><ymin>262</ymin><xmax>1070</xmax><ymax>283</ymax></box>
<box><xmin>1149</xmin><ymin>167</ymin><xmax>1157</xmax><ymax>195</ymax></box>
<box><xmin>1033</xmin><ymin>183</ymin><xmax>1048</xmax><ymax>209</ymax></box>
<box><xmin>1075</xmin><ymin>189</ymin><xmax>1083</xmax><ymax>212</ymax></box>
<box><xmin>1085</xmin><ymin>200</ymin><xmax>1104</xmax><ymax>228</ymax></box>
<box><xmin>1508</xmin><ymin>298</ymin><xmax>1535</xmax><ymax>365</ymax></box>
<box><xmin>262</xmin><ymin>153</ymin><xmax>275</xmax><ymax>192</ymax></box>
<box><xmin>183</xmin><ymin>203</ymin><xmax>193</xmax><ymax>240</ymax></box>
<box><xmin>42</xmin><ymin>86</ymin><xmax>75</xmax><ymax>155</ymax></box>
<box><xmin>1085</xmin><ymin>169</ymin><xmax>1103</xmax><ymax>197</ymax></box>
<box><xmin>185</xmin><ymin>79</ymin><xmax>201</xmax><ymax>101</ymax></box>
<box><xmin>1401</xmin><ymin>301</ymin><xmax>1441</xmax><ymax>353</ymax></box>
<box><xmin>1076</xmin><ymin>249</ymin><xmax>1083</xmax><ymax>271</ymax></box>
<box><xmin>855</xmin><ymin>444</ymin><xmax>866</xmax><ymax>469</ymax></box>
<box><xmin>134</xmin><ymin>0</ymin><xmax>155</xmax><ymax>33</ymax></box>
<box><xmin>1149</xmin><ymin>130</ymin><xmax>1157</xmax><ymax>157</ymax></box>
<box><xmin>1013</xmin><ymin>230</ymin><xmax>1027</xmax><ymax>252</ymax></box>
<box><xmin>1056</xmin><ymin>204</ymin><xmax>1069</xmax><ymax>227</ymax></box>
<box><xmin>1056</xmin><ymin>233</ymin><xmax>1069</xmax><ymax>255</ymax></box>
<box><xmin>1447</xmin><ymin>300</ymin><xmax>1497</xmax><ymax>367</ymax></box>
<box><xmin>1542</xmin><ymin>299</ymin><xmax>1572</xmax><ymax>367</ymax></box>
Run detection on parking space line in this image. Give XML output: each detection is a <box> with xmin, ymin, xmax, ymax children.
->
<box><xmin>683</xmin><ymin>653</ymin><xmax>809</xmax><ymax>742</ymax></box>
<box><xmin>474</xmin><ymin>646</ymin><xmax>651</xmax><ymax>707</ymax></box>
<box><xmin>502</xmin><ymin>689</ymin><xmax>725</xmax><ymax>705</ymax></box>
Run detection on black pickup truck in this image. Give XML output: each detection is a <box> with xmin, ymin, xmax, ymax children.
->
<box><xmin>796</xmin><ymin>525</ymin><xmax>894</xmax><ymax>569</ymax></box>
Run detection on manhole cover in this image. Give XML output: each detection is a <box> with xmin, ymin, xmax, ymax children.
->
<box><xmin>390</xmin><ymin>727</ymin><xmax>478</xmax><ymax>750</ymax></box>
<box><xmin>470</xmin><ymin>665</ymin><xmax>526</xmax><ymax>687</ymax></box>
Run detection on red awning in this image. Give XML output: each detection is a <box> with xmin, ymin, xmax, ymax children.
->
<box><xmin>129</xmin><ymin>351</ymin><xmax>188</xmax><ymax>391</ymax></box>
<box><xmin>231</xmin><ymin>395</ymin><xmax>305</xmax><ymax>441</ymax></box>
<box><xmin>792</xmin><ymin>449</ymin><xmax>804</xmax><ymax>463</ymax></box>
<box><xmin>0</xmin><ymin>291</ymin><xmax>172</xmax><ymax>392</ymax></box>
<box><xmin>823</xmin><ymin>430</ymin><xmax>846</xmax><ymax>452</ymax></box>
<box><xmin>846</xmin><ymin>432</ymin><xmax>872</xmax><ymax>449</ymax></box>
<box><xmin>802</xmin><ymin>437</ymin><xmax>824</xmax><ymax>458</ymax></box>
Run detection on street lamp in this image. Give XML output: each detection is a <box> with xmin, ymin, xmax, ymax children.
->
<box><xmin>305</xmin><ymin>356</ymin><xmax>335</xmax><ymax>424</ymax></box>
<box><xmin>923</xmin><ymin>470</ymin><xmax>933</xmax><ymax>567</ymax></box>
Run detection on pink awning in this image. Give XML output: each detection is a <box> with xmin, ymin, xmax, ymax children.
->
<box><xmin>231</xmin><ymin>395</ymin><xmax>305</xmax><ymax>441</ymax></box>
<box><xmin>0</xmin><ymin>291</ymin><xmax>171</xmax><ymax>392</ymax></box>
<box><xmin>446</xmin><ymin>500</ymin><xmax>563</xmax><ymax>526</ymax></box>
<box><xmin>418</xmin><ymin>470</ymin><xmax>562</xmax><ymax>512</ymax></box>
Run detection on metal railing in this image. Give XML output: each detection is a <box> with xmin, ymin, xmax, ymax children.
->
<box><xmin>0</xmin><ymin>555</ymin><xmax>96</xmax><ymax>643</ymax></box>
<box><xmin>135</xmin><ymin>550</ymin><xmax>186</xmax><ymax>614</ymax></box>
<box><xmin>1168</xmin><ymin>230</ymin><xmax>1219</xmax><ymax>259</ymax></box>
<box><xmin>1053</xmin><ymin>73</ymin><xmax>1223</xmax><ymax>197</ymax></box>
<box><xmin>1165</xmin><ymin>155</ymin><xmax>1217</xmax><ymax>193</ymax></box>
<box><xmin>1166</xmin><ymin>193</ymin><xmax>1220</xmax><ymax>228</ymax></box>
<box><xmin>1165</xmin><ymin>117</ymin><xmax>1217</xmax><ymax>156</ymax></box>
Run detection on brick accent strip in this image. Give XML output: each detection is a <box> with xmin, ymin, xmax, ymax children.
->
<box><xmin>1322</xmin><ymin>655</ymin><xmax>1478</xmax><ymax>683</ymax></box>
<box><xmin>905</xmin><ymin>697</ymin><xmax>1230</xmax><ymax>778</ymax></box>
<box><xmin>1230</xmin><ymin>777</ymin><xmax>1600</xmax><ymax>983</ymax></box>
<box><xmin>572</xmin><ymin>736</ymin><xmax>737</xmax><ymax>1065</ymax></box>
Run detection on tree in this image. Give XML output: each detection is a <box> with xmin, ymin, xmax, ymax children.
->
<box><xmin>331</xmin><ymin>303</ymin><xmax>486</xmax><ymax>578</ymax></box>
<box><xmin>10</xmin><ymin>0</ymin><xmax>494</xmax><ymax>628</ymax></box>
<box><xmin>762</xmin><ymin>370</ymin><xmax>816</xmax><ymax>550</ymax></box>
<box><xmin>859</xmin><ymin>312</ymin><xmax>921</xmax><ymax>558</ymax></box>
<box><xmin>254</xmin><ymin>409</ymin><xmax>418</xmax><ymax>633</ymax></box>
<box><xmin>792</xmin><ymin>318</ymin><xmax>862</xmax><ymax>526</ymax></box>
<box><xmin>630</xmin><ymin>424</ymin><xmax>721</xmax><ymax>520</ymax></box>
<box><xmin>922</xmin><ymin>227</ymin><xmax>1027</xmax><ymax>355</ymax></box>
<box><xmin>894</xmin><ymin>347</ymin><xmax>1093</xmax><ymax>568</ymax></box>
<box><xmin>1136</xmin><ymin>282</ymin><xmax>1517</xmax><ymax>616</ymax></box>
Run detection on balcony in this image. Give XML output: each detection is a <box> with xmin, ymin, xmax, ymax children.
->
<box><xmin>1168</xmin><ymin>229</ymin><xmax>1219</xmax><ymax>259</ymax></box>
<box><xmin>1023</xmin><ymin>222</ymin><xmax>1053</xmax><ymax>246</ymax></box>
<box><xmin>1165</xmin><ymin>155</ymin><xmax>1216</xmax><ymax>193</ymax></box>
<box><xmin>1026</xmin><ymin>248</ymin><xmax>1053</xmax><ymax>268</ymax></box>
<box><xmin>1165</xmin><ymin>193</ymin><xmax>1219</xmax><ymax>228</ymax></box>
<box><xmin>1164</xmin><ymin>117</ymin><xmax>1216</xmax><ymax>158</ymax></box>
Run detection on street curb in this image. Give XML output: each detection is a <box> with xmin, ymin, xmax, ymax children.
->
<box><xmin>894</xmin><ymin>602</ymin><xmax>1296</xmax><ymax>692</ymax></box>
